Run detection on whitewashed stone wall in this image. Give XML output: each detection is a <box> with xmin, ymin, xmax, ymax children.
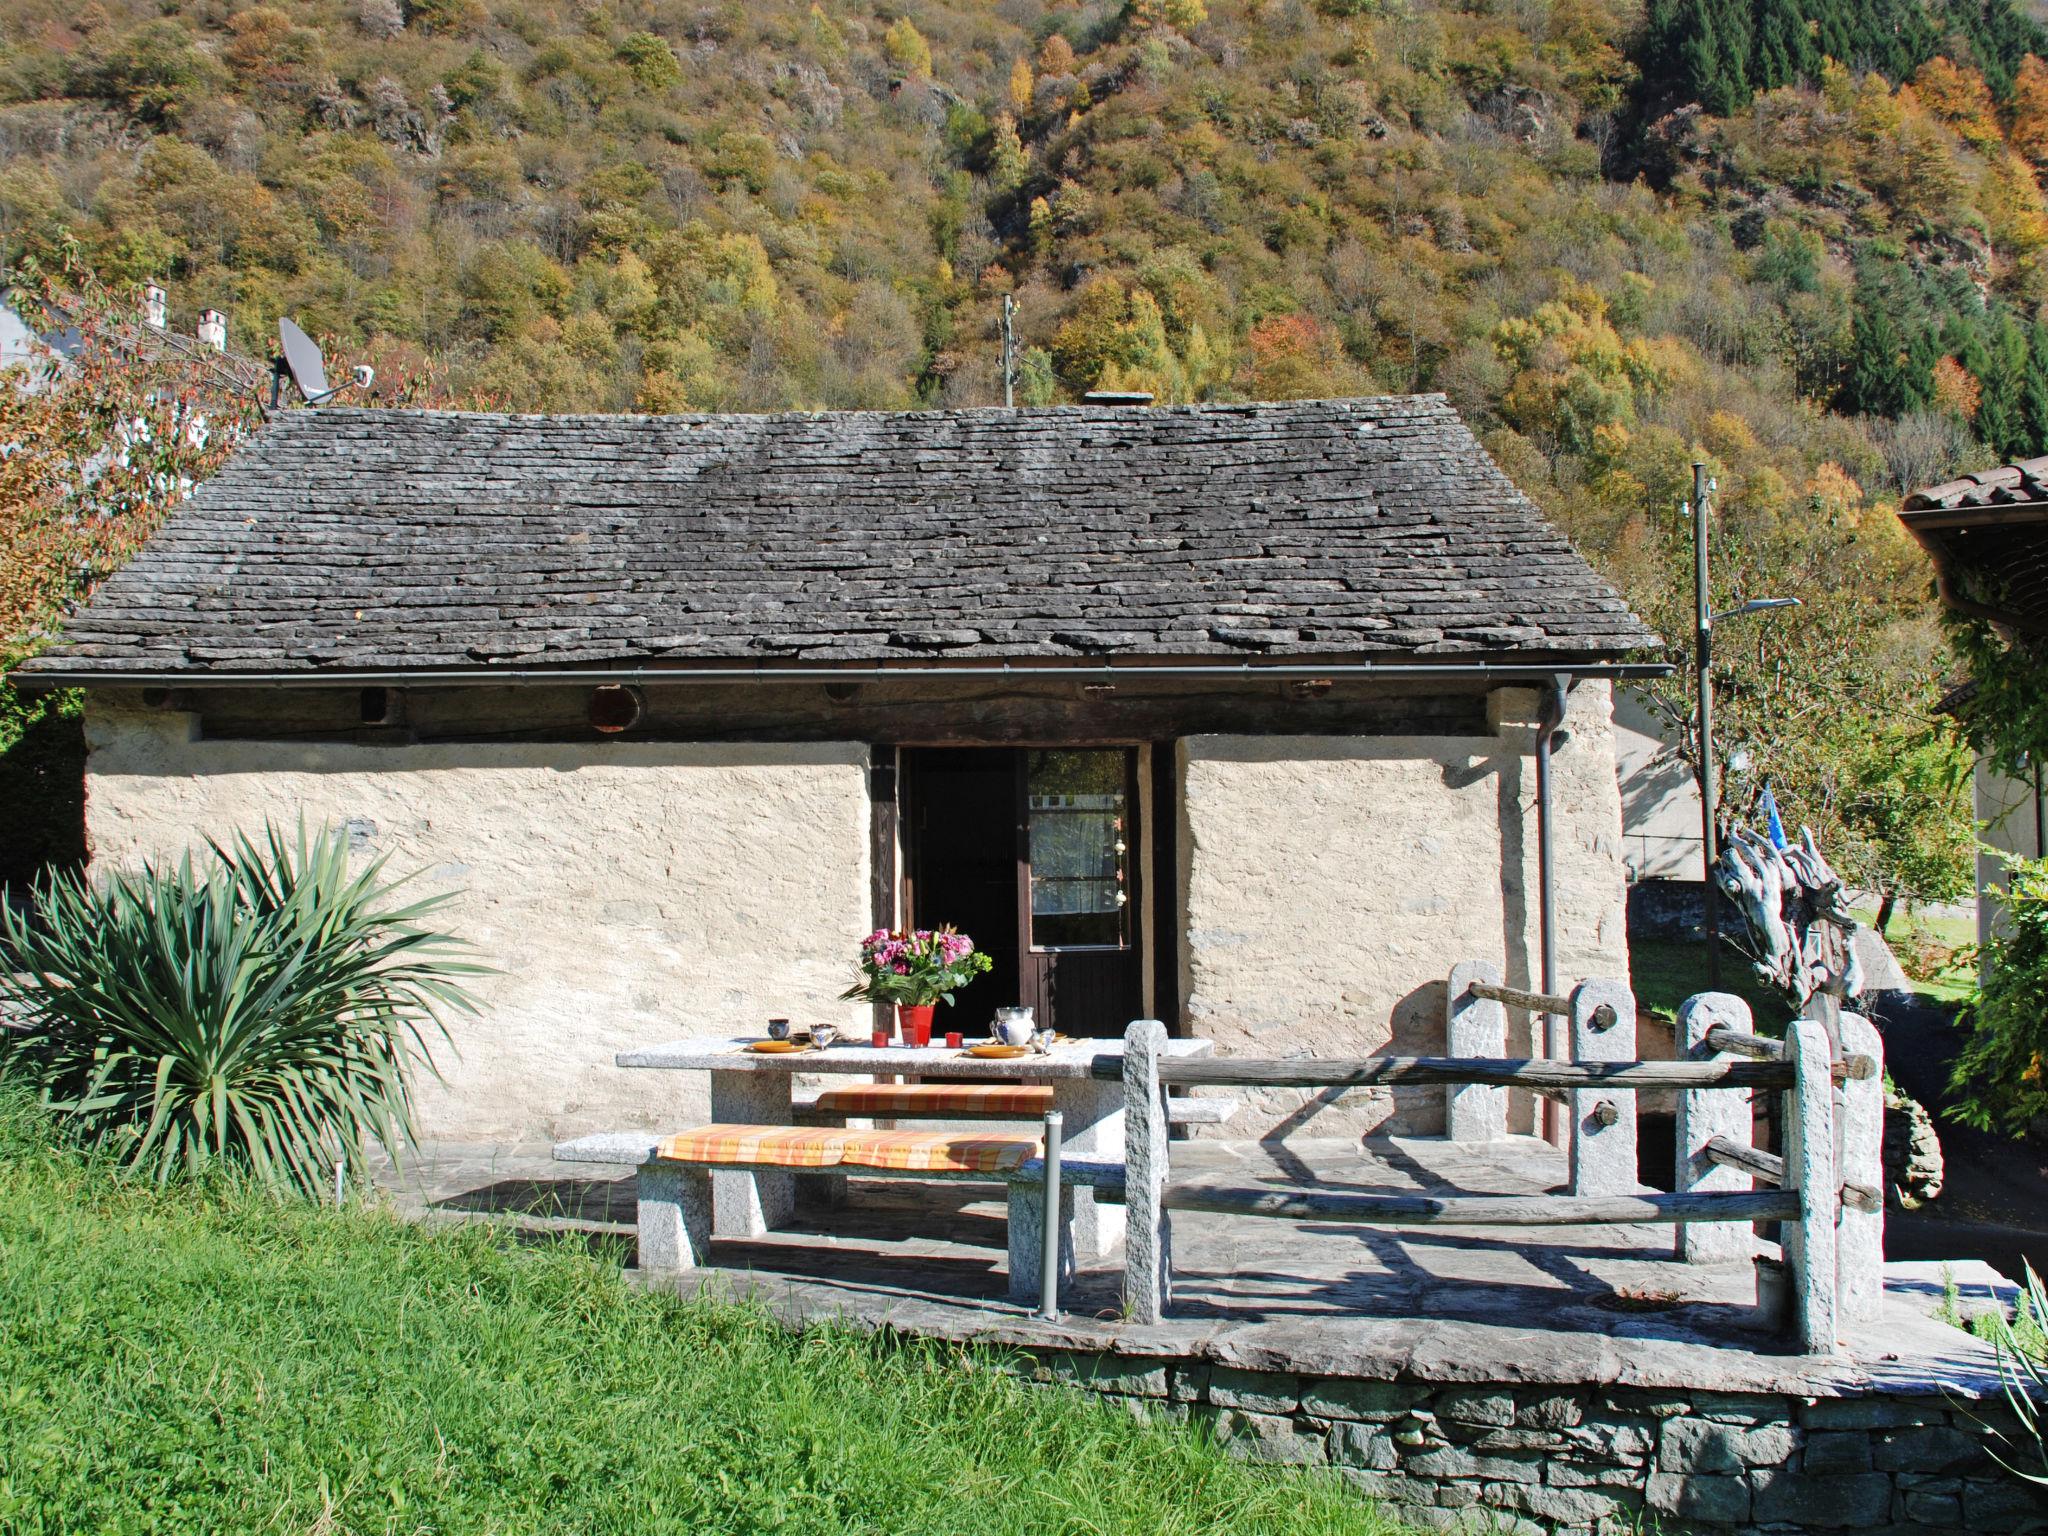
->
<box><xmin>1177</xmin><ymin>682</ymin><xmax>1629</xmax><ymax>1137</ymax></box>
<box><xmin>80</xmin><ymin>698</ymin><xmax>872</xmax><ymax>1143</ymax></box>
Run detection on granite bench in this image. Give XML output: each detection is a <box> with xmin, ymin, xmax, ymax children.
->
<box><xmin>552</xmin><ymin>1125</ymin><xmax>1126</xmax><ymax>1307</ymax></box>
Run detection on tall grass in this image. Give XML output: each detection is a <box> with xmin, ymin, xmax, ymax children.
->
<box><xmin>0</xmin><ymin>1091</ymin><xmax>1408</xmax><ymax>1535</ymax></box>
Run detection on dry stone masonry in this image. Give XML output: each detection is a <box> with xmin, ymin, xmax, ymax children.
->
<box><xmin>1017</xmin><ymin>1355</ymin><xmax>2045</xmax><ymax>1535</ymax></box>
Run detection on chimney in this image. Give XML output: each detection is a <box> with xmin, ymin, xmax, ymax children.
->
<box><xmin>143</xmin><ymin>283</ymin><xmax>168</xmax><ymax>329</ymax></box>
<box><xmin>1081</xmin><ymin>389</ymin><xmax>1153</xmax><ymax>406</ymax></box>
<box><xmin>198</xmin><ymin>309</ymin><xmax>228</xmax><ymax>351</ymax></box>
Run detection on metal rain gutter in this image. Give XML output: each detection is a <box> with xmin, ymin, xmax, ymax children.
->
<box><xmin>1533</xmin><ymin>670</ymin><xmax>1572</xmax><ymax>1147</ymax></box>
<box><xmin>18</xmin><ymin>659</ymin><xmax>1674</xmax><ymax>690</ymax></box>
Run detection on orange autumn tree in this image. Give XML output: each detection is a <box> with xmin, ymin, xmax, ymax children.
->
<box><xmin>1</xmin><ymin>258</ymin><xmax>265</xmax><ymax>678</ymax></box>
<box><xmin>0</xmin><ymin>249</ymin><xmax>447</xmax><ymax>889</ymax></box>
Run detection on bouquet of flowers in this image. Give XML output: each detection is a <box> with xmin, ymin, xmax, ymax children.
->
<box><xmin>840</xmin><ymin>926</ymin><xmax>992</xmax><ymax>1008</ymax></box>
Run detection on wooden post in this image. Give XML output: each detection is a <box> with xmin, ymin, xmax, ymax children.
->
<box><xmin>1675</xmin><ymin>992</ymin><xmax>1758</xmax><ymax>1264</ymax></box>
<box><xmin>1568</xmin><ymin>978</ymin><xmax>1637</xmax><ymax>1196</ymax></box>
<box><xmin>1784</xmin><ymin>1018</ymin><xmax>1839</xmax><ymax>1353</ymax></box>
<box><xmin>1121</xmin><ymin>1019</ymin><xmax>1171</xmax><ymax>1325</ymax></box>
<box><xmin>1836</xmin><ymin>1011</ymin><xmax>1886</xmax><ymax>1326</ymax></box>
<box><xmin>1445</xmin><ymin>959</ymin><xmax>1506</xmax><ymax>1142</ymax></box>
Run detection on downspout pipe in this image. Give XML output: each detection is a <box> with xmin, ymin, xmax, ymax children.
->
<box><xmin>1534</xmin><ymin>671</ymin><xmax>1572</xmax><ymax>1146</ymax></box>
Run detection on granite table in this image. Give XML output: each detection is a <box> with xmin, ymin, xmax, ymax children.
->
<box><xmin>615</xmin><ymin>1033</ymin><xmax>1214</xmax><ymax>1258</ymax></box>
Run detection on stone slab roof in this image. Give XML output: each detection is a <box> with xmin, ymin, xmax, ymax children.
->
<box><xmin>25</xmin><ymin>396</ymin><xmax>1656</xmax><ymax>679</ymax></box>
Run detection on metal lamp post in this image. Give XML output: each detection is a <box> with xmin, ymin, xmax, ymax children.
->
<box><xmin>1691</xmin><ymin>462</ymin><xmax>1800</xmax><ymax>984</ymax></box>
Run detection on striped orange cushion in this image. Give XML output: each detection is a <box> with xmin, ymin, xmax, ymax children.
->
<box><xmin>838</xmin><ymin>1130</ymin><xmax>1042</xmax><ymax>1173</ymax></box>
<box><xmin>813</xmin><ymin>1083</ymin><xmax>1055</xmax><ymax>1116</ymax></box>
<box><xmin>655</xmin><ymin>1125</ymin><xmax>847</xmax><ymax>1167</ymax></box>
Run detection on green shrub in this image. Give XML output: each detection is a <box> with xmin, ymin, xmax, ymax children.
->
<box><xmin>1968</xmin><ymin>1263</ymin><xmax>2048</xmax><ymax>1490</ymax></box>
<box><xmin>1950</xmin><ymin>855</ymin><xmax>2048</xmax><ymax>1136</ymax></box>
<box><xmin>0</xmin><ymin>823</ymin><xmax>480</xmax><ymax>1196</ymax></box>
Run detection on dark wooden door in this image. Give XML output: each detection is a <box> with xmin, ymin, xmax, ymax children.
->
<box><xmin>1014</xmin><ymin>748</ymin><xmax>1143</xmax><ymax>1039</ymax></box>
<box><xmin>901</xmin><ymin>749</ymin><xmax>1020</xmax><ymax>1036</ymax></box>
<box><xmin>902</xmin><ymin>746</ymin><xmax>1143</xmax><ymax>1039</ymax></box>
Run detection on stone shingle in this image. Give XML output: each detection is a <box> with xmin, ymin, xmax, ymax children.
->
<box><xmin>24</xmin><ymin>396</ymin><xmax>1656</xmax><ymax>677</ymax></box>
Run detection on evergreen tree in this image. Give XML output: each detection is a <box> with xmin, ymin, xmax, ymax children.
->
<box><xmin>1980</xmin><ymin>311</ymin><xmax>2035</xmax><ymax>458</ymax></box>
<box><xmin>2022</xmin><ymin>323</ymin><xmax>2048</xmax><ymax>453</ymax></box>
<box><xmin>1979</xmin><ymin>356</ymin><xmax>2024</xmax><ymax>459</ymax></box>
<box><xmin>1752</xmin><ymin>0</ymin><xmax>1816</xmax><ymax>91</ymax></box>
<box><xmin>1676</xmin><ymin>5</ymin><xmax>1728</xmax><ymax>110</ymax></box>
<box><xmin>1816</xmin><ymin>6</ymin><xmax>1856</xmax><ymax>68</ymax></box>
<box><xmin>1905</xmin><ymin>325</ymin><xmax>1942</xmax><ymax>411</ymax></box>
<box><xmin>1846</xmin><ymin>303</ymin><xmax>1910</xmax><ymax>416</ymax></box>
<box><xmin>1706</xmin><ymin>0</ymin><xmax>1754</xmax><ymax>111</ymax></box>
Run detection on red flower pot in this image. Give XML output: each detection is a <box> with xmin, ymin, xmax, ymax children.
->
<box><xmin>897</xmin><ymin>1003</ymin><xmax>935</xmax><ymax>1048</ymax></box>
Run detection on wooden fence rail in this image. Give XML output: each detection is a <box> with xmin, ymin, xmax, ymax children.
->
<box><xmin>1096</xmin><ymin>1054</ymin><xmax>1840</xmax><ymax>1091</ymax></box>
<box><xmin>1120</xmin><ymin>1002</ymin><xmax>1849</xmax><ymax>1355</ymax></box>
<box><xmin>1160</xmin><ymin>1185</ymin><xmax>1799</xmax><ymax>1227</ymax></box>
<box><xmin>1703</xmin><ymin>1134</ymin><xmax>1881</xmax><ymax>1215</ymax></box>
<box><xmin>1705</xmin><ymin>1025</ymin><xmax>1878</xmax><ymax>1081</ymax></box>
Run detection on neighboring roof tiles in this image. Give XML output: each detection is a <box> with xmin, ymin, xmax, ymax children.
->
<box><xmin>25</xmin><ymin>396</ymin><xmax>1657</xmax><ymax>678</ymax></box>
<box><xmin>1902</xmin><ymin>455</ymin><xmax>2048</xmax><ymax>636</ymax></box>
<box><xmin>1903</xmin><ymin>455</ymin><xmax>2048</xmax><ymax>514</ymax></box>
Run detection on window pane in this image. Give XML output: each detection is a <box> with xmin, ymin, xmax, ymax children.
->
<box><xmin>1027</xmin><ymin>750</ymin><xmax>1128</xmax><ymax>949</ymax></box>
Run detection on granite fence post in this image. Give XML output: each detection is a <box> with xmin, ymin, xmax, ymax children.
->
<box><xmin>1785</xmin><ymin>1017</ymin><xmax>1839</xmax><ymax>1353</ymax></box>
<box><xmin>1836</xmin><ymin>1011</ymin><xmax>1885</xmax><ymax>1326</ymax></box>
<box><xmin>1568</xmin><ymin>977</ymin><xmax>1637</xmax><ymax>1197</ymax></box>
<box><xmin>1445</xmin><ymin>959</ymin><xmax>1506</xmax><ymax>1142</ymax></box>
<box><xmin>1674</xmin><ymin>992</ymin><xmax>1759</xmax><ymax>1265</ymax></box>
<box><xmin>1122</xmin><ymin>1018</ymin><xmax>1172</xmax><ymax>1326</ymax></box>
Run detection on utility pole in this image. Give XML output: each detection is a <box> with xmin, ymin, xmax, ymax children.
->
<box><xmin>1001</xmin><ymin>294</ymin><xmax>1016</xmax><ymax>408</ymax></box>
<box><xmin>1693</xmin><ymin>462</ymin><xmax>1721</xmax><ymax>986</ymax></box>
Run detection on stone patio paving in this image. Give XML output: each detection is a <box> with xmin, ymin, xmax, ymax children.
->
<box><xmin>375</xmin><ymin>1132</ymin><xmax>2011</xmax><ymax>1403</ymax></box>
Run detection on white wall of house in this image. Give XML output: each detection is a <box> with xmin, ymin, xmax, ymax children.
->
<box><xmin>1611</xmin><ymin>687</ymin><xmax>1701</xmax><ymax>883</ymax></box>
<box><xmin>1176</xmin><ymin>682</ymin><xmax>1631</xmax><ymax>1138</ymax></box>
<box><xmin>1975</xmin><ymin>758</ymin><xmax>2045</xmax><ymax>947</ymax></box>
<box><xmin>83</xmin><ymin>681</ymin><xmax>1633</xmax><ymax>1147</ymax></box>
<box><xmin>81</xmin><ymin>698</ymin><xmax>873</xmax><ymax>1142</ymax></box>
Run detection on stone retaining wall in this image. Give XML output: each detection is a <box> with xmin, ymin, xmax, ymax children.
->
<box><xmin>1018</xmin><ymin>1353</ymin><xmax>2044</xmax><ymax>1535</ymax></box>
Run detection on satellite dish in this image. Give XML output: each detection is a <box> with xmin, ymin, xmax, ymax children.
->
<box><xmin>269</xmin><ymin>317</ymin><xmax>372</xmax><ymax>407</ymax></box>
<box><xmin>278</xmin><ymin>317</ymin><xmax>329</xmax><ymax>399</ymax></box>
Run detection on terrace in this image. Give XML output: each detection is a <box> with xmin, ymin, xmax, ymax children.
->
<box><xmin>372</xmin><ymin>972</ymin><xmax>2039</xmax><ymax>1536</ymax></box>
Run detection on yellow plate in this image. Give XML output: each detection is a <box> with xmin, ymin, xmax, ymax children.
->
<box><xmin>966</xmin><ymin>1043</ymin><xmax>1028</xmax><ymax>1059</ymax></box>
<box><xmin>750</xmin><ymin>1039</ymin><xmax>805</xmax><ymax>1054</ymax></box>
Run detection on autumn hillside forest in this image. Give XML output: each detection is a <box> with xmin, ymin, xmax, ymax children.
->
<box><xmin>6</xmin><ymin>0</ymin><xmax>2048</xmax><ymax>901</ymax></box>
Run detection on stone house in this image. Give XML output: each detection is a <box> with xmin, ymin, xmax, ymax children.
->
<box><xmin>1901</xmin><ymin>455</ymin><xmax>2048</xmax><ymax>946</ymax></box>
<box><xmin>19</xmin><ymin>397</ymin><xmax>1659</xmax><ymax>1142</ymax></box>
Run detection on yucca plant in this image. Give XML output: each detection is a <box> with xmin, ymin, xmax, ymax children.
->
<box><xmin>1976</xmin><ymin>1262</ymin><xmax>2048</xmax><ymax>1507</ymax></box>
<box><xmin>0</xmin><ymin>822</ymin><xmax>482</xmax><ymax>1196</ymax></box>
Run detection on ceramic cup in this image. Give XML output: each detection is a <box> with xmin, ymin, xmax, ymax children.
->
<box><xmin>993</xmin><ymin>1006</ymin><xmax>1036</xmax><ymax>1048</ymax></box>
<box><xmin>810</xmin><ymin>1024</ymin><xmax>838</xmax><ymax>1049</ymax></box>
<box><xmin>767</xmin><ymin>1018</ymin><xmax>792</xmax><ymax>1041</ymax></box>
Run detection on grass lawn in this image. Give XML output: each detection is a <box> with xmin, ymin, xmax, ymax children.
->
<box><xmin>0</xmin><ymin>1098</ymin><xmax>1410</xmax><ymax>1536</ymax></box>
<box><xmin>1632</xmin><ymin>907</ymin><xmax>1979</xmax><ymax>1027</ymax></box>
<box><xmin>1846</xmin><ymin>905</ymin><xmax>1977</xmax><ymax>1006</ymax></box>
<box><xmin>1629</xmin><ymin>935</ymin><xmax>1794</xmax><ymax>1032</ymax></box>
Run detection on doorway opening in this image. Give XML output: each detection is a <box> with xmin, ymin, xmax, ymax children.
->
<box><xmin>900</xmin><ymin>746</ymin><xmax>1147</xmax><ymax>1039</ymax></box>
